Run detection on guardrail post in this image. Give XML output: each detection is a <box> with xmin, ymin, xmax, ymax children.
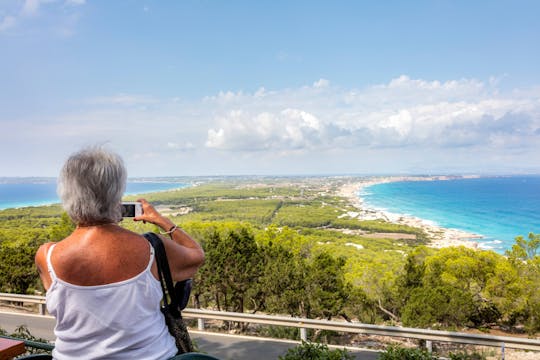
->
<box><xmin>197</xmin><ymin>318</ymin><xmax>205</xmax><ymax>331</ymax></box>
<box><xmin>426</xmin><ymin>340</ymin><xmax>432</xmax><ymax>353</ymax></box>
<box><xmin>39</xmin><ymin>304</ymin><xmax>46</xmax><ymax>316</ymax></box>
<box><xmin>501</xmin><ymin>342</ymin><xmax>505</xmax><ymax>360</ymax></box>
<box><xmin>300</xmin><ymin>327</ymin><xmax>307</xmax><ymax>341</ymax></box>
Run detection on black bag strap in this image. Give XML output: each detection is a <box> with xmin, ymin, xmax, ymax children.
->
<box><xmin>143</xmin><ymin>232</ymin><xmax>180</xmax><ymax>316</ymax></box>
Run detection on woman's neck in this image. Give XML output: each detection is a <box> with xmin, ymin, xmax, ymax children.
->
<box><xmin>77</xmin><ymin>222</ymin><xmax>117</xmax><ymax>229</ymax></box>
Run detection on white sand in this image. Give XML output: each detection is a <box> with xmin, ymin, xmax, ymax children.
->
<box><xmin>338</xmin><ymin>177</ymin><xmax>482</xmax><ymax>249</ymax></box>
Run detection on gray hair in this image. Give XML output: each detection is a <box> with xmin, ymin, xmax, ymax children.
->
<box><xmin>58</xmin><ymin>147</ymin><xmax>127</xmax><ymax>225</ymax></box>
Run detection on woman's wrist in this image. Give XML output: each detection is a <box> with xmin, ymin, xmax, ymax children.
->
<box><xmin>160</xmin><ymin>224</ymin><xmax>177</xmax><ymax>235</ymax></box>
<box><xmin>153</xmin><ymin>215</ymin><xmax>173</xmax><ymax>230</ymax></box>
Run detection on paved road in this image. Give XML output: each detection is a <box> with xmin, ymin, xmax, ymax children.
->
<box><xmin>0</xmin><ymin>311</ymin><xmax>380</xmax><ymax>359</ymax></box>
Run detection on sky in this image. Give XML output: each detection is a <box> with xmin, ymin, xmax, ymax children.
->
<box><xmin>1</xmin><ymin>0</ymin><xmax>539</xmax><ymax>177</ymax></box>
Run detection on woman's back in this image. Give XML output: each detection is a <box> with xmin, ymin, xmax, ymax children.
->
<box><xmin>49</xmin><ymin>225</ymin><xmax>157</xmax><ymax>286</ymax></box>
<box><xmin>44</xmin><ymin>226</ymin><xmax>177</xmax><ymax>360</ymax></box>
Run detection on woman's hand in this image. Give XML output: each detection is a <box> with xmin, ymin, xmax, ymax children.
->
<box><xmin>133</xmin><ymin>198</ymin><xmax>174</xmax><ymax>230</ymax></box>
<box><xmin>134</xmin><ymin>198</ymin><xmax>205</xmax><ymax>281</ymax></box>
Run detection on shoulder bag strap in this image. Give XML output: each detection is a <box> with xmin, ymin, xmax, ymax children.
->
<box><xmin>143</xmin><ymin>232</ymin><xmax>180</xmax><ymax>314</ymax></box>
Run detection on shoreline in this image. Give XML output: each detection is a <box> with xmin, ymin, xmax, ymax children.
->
<box><xmin>338</xmin><ymin>176</ymin><xmax>482</xmax><ymax>249</ymax></box>
<box><xmin>0</xmin><ymin>182</ymin><xmax>190</xmax><ymax>211</ymax></box>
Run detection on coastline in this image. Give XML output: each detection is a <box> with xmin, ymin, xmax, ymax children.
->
<box><xmin>0</xmin><ymin>181</ymin><xmax>189</xmax><ymax>211</ymax></box>
<box><xmin>338</xmin><ymin>176</ymin><xmax>482</xmax><ymax>249</ymax></box>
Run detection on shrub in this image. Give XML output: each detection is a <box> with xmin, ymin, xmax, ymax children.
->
<box><xmin>448</xmin><ymin>351</ymin><xmax>487</xmax><ymax>360</ymax></box>
<box><xmin>378</xmin><ymin>345</ymin><xmax>437</xmax><ymax>360</ymax></box>
<box><xmin>1</xmin><ymin>325</ymin><xmax>52</xmax><ymax>355</ymax></box>
<box><xmin>279</xmin><ymin>341</ymin><xmax>354</xmax><ymax>360</ymax></box>
<box><xmin>259</xmin><ymin>325</ymin><xmax>299</xmax><ymax>340</ymax></box>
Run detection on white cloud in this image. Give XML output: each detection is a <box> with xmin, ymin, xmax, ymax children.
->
<box><xmin>313</xmin><ymin>79</ymin><xmax>330</xmax><ymax>88</ymax></box>
<box><xmin>385</xmin><ymin>75</ymin><xmax>484</xmax><ymax>92</ymax></box>
<box><xmin>21</xmin><ymin>0</ymin><xmax>86</xmax><ymax>15</ymax></box>
<box><xmin>86</xmin><ymin>94</ymin><xmax>159</xmax><ymax>106</ymax></box>
<box><xmin>206</xmin><ymin>109</ymin><xmax>328</xmax><ymax>151</ymax></box>
<box><xmin>201</xmin><ymin>76</ymin><xmax>540</xmax><ymax>154</ymax></box>
<box><xmin>167</xmin><ymin>141</ymin><xmax>195</xmax><ymax>151</ymax></box>
<box><xmin>254</xmin><ymin>87</ymin><xmax>266</xmax><ymax>97</ymax></box>
<box><xmin>0</xmin><ymin>0</ymin><xmax>85</xmax><ymax>34</ymax></box>
<box><xmin>22</xmin><ymin>0</ymin><xmax>41</xmax><ymax>16</ymax></box>
<box><xmin>7</xmin><ymin>78</ymin><xmax>540</xmax><ymax>159</ymax></box>
<box><xmin>3</xmin><ymin>76</ymin><xmax>540</xmax><ymax>176</ymax></box>
<box><xmin>0</xmin><ymin>15</ymin><xmax>16</xmax><ymax>31</ymax></box>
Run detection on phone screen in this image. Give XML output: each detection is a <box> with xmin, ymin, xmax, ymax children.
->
<box><xmin>121</xmin><ymin>204</ymin><xmax>136</xmax><ymax>217</ymax></box>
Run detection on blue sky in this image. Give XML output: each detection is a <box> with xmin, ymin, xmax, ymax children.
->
<box><xmin>1</xmin><ymin>0</ymin><xmax>539</xmax><ymax>176</ymax></box>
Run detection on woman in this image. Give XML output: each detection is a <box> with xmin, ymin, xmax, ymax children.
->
<box><xmin>34</xmin><ymin>147</ymin><xmax>205</xmax><ymax>360</ymax></box>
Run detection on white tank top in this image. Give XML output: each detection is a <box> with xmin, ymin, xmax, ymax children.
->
<box><xmin>46</xmin><ymin>243</ymin><xmax>177</xmax><ymax>360</ymax></box>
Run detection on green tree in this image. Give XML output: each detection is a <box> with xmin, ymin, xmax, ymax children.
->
<box><xmin>401</xmin><ymin>285</ymin><xmax>477</xmax><ymax>327</ymax></box>
<box><xmin>396</xmin><ymin>246</ymin><xmax>433</xmax><ymax>317</ymax></box>
<box><xmin>506</xmin><ymin>232</ymin><xmax>540</xmax><ymax>262</ymax></box>
<box><xmin>194</xmin><ymin>226</ymin><xmax>263</xmax><ymax>314</ymax></box>
<box><xmin>257</xmin><ymin>224</ymin><xmax>313</xmax><ymax>258</ymax></box>
<box><xmin>303</xmin><ymin>253</ymin><xmax>350</xmax><ymax>320</ymax></box>
<box><xmin>0</xmin><ymin>239</ymin><xmax>41</xmax><ymax>293</ymax></box>
<box><xmin>342</xmin><ymin>286</ymin><xmax>379</xmax><ymax>323</ymax></box>
<box><xmin>254</xmin><ymin>242</ymin><xmax>306</xmax><ymax>316</ymax></box>
<box><xmin>483</xmin><ymin>258</ymin><xmax>524</xmax><ymax>324</ymax></box>
<box><xmin>49</xmin><ymin>212</ymin><xmax>76</xmax><ymax>241</ymax></box>
<box><xmin>347</xmin><ymin>249</ymin><xmax>406</xmax><ymax>323</ymax></box>
<box><xmin>503</xmin><ymin>234</ymin><xmax>540</xmax><ymax>332</ymax></box>
<box><xmin>397</xmin><ymin>246</ymin><xmax>508</xmax><ymax>328</ymax></box>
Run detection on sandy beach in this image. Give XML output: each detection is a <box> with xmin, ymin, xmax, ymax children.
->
<box><xmin>338</xmin><ymin>176</ymin><xmax>482</xmax><ymax>249</ymax></box>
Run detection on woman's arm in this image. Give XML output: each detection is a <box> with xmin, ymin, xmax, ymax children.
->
<box><xmin>35</xmin><ymin>242</ymin><xmax>55</xmax><ymax>291</ymax></box>
<box><xmin>134</xmin><ymin>199</ymin><xmax>205</xmax><ymax>281</ymax></box>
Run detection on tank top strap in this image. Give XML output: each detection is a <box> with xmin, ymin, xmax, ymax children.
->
<box><xmin>46</xmin><ymin>243</ymin><xmax>58</xmax><ymax>280</ymax></box>
<box><xmin>146</xmin><ymin>242</ymin><xmax>155</xmax><ymax>271</ymax></box>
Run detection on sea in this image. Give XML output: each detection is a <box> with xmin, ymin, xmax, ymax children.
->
<box><xmin>0</xmin><ymin>178</ymin><xmax>188</xmax><ymax>210</ymax></box>
<box><xmin>361</xmin><ymin>176</ymin><xmax>540</xmax><ymax>253</ymax></box>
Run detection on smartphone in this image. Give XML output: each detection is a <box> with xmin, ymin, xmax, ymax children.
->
<box><xmin>121</xmin><ymin>202</ymin><xmax>143</xmax><ymax>218</ymax></box>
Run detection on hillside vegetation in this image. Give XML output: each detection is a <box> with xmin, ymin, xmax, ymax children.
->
<box><xmin>1</xmin><ymin>177</ymin><xmax>539</xmax><ymax>338</ymax></box>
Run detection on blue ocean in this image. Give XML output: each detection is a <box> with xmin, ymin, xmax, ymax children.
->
<box><xmin>0</xmin><ymin>179</ymin><xmax>188</xmax><ymax>210</ymax></box>
<box><xmin>362</xmin><ymin>176</ymin><xmax>540</xmax><ymax>252</ymax></box>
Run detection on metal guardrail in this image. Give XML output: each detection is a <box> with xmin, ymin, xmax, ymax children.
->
<box><xmin>0</xmin><ymin>293</ymin><xmax>47</xmax><ymax>315</ymax></box>
<box><xmin>183</xmin><ymin>309</ymin><xmax>540</xmax><ymax>352</ymax></box>
<box><xmin>2</xmin><ymin>293</ymin><xmax>540</xmax><ymax>353</ymax></box>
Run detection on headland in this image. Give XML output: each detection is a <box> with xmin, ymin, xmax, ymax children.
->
<box><xmin>338</xmin><ymin>176</ymin><xmax>483</xmax><ymax>249</ymax></box>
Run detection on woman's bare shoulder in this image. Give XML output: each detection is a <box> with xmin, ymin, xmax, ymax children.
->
<box><xmin>35</xmin><ymin>242</ymin><xmax>57</xmax><ymax>290</ymax></box>
<box><xmin>35</xmin><ymin>242</ymin><xmax>56</xmax><ymax>264</ymax></box>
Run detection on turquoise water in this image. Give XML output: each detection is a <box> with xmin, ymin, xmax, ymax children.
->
<box><xmin>362</xmin><ymin>176</ymin><xmax>540</xmax><ymax>252</ymax></box>
<box><xmin>0</xmin><ymin>180</ymin><xmax>188</xmax><ymax>210</ymax></box>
